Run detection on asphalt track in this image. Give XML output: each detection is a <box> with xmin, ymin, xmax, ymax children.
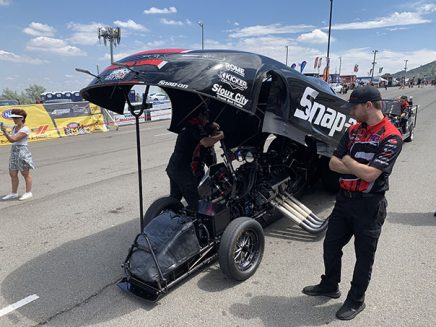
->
<box><xmin>0</xmin><ymin>86</ymin><xmax>435</xmax><ymax>327</ymax></box>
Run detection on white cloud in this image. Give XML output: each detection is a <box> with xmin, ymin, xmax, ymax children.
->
<box><xmin>144</xmin><ymin>6</ymin><xmax>177</xmax><ymax>14</ymax></box>
<box><xmin>26</xmin><ymin>37</ymin><xmax>85</xmax><ymax>56</ymax></box>
<box><xmin>297</xmin><ymin>29</ymin><xmax>333</xmax><ymax>44</ymax></box>
<box><xmin>67</xmin><ymin>22</ymin><xmax>102</xmax><ymax>45</ymax></box>
<box><xmin>0</xmin><ymin>49</ymin><xmax>46</xmax><ymax>64</ymax></box>
<box><xmin>229</xmin><ymin>24</ymin><xmax>314</xmax><ymax>38</ymax></box>
<box><xmin>114</xmin><ymin>19</ymin><xmax>148</xmax><ymax>31</ymax></box>
<box><xmin>416</xmin><ymin>3</ymin><xmax>436</xmax><ymax>14</ymax></box>
<box><xmin>0</xmin><ymin>0</ymin><xmax>11</xmax><ymax>6</ymax></box>
<box><xmin>330</xmin><ymin>11</ymin><xmax>430</xmax><ymax>30</ymax></box>
<box><xmin>160</xmin><ymin>18</ymin><xmax>188</xmax><ymax>26</ymax></box>
<box><xmin>23</xmin><ymin>22</ymin><xmax>56</xmax><ymax>37</ymax></box>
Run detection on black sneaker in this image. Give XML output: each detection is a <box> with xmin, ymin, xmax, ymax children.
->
<box><xmin>302</xmin><ymin>284</ymin><xmax>341</xmax><ymax>298</ymax></box>
<box><xmin>336</xmin><ymin>300</ymin><xmax>366</xmax><ymax>320</ymax></box>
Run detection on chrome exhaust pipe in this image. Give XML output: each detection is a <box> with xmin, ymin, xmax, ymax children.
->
<box><xmin>272</xmin><ymin>193</ymin><xmax>329</xmax><ymax>234</ymax></box>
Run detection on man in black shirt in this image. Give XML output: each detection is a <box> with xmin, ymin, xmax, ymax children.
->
<box><xmin>166</xmin><ymin>108</ymin><xmax>224</xmax><ymax>213</ymax></box>
<box><xmin>302</xmin><ymin>86</ymin><xmax>403</xmax><ymax>320</ymax></box>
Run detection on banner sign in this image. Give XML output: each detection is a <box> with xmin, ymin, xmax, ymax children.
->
<box><xmin>0</xmin><ymin>102</ymin><xmax>107</xmax><ymax>146</ymax></box>
<box><xmin>113</xmin><ymin>100</ymin><xmax>172</xmax><ymax>126</ymax></box>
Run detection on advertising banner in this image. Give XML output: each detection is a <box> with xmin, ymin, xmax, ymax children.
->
<box><xmin>0</xmin><ymin>104</ymin><xmax>59</xmax><ymax>145</ymax></box>
<box><xmin>113</xmin><ymin>100</ymin><xmax>172</xmax><ymax>126</ymax></box>
<box><xmin>0</xmin><ymin>102</ymin><xmax>107</xmax><ymax>146</ymax></box>
<box><xmin>43</xmin><ymin>102</ymin><xmax>107</xmax><ymax>137</ymax></box>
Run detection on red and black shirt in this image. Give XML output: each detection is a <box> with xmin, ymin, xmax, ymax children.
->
<box><xmin>333</xmin><ymin>116</ymin><xmax>403</xmax><ymax>193</ymax></box>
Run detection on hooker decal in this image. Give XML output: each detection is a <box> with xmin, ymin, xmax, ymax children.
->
<box><xmin>294</xmin><ymin>87</ymin><xmax>356</xmax><ymax>136</ymax></box>
<box><xmin>105</xmin><ymin>68</ymin><xmax>130</xmax><ymax>81</ymax></box>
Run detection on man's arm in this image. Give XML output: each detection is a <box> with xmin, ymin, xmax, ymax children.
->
<box><xmin>329</xmin><ymin>155</ymin><xmax>353</xmax><ymax>174</ymax></box>
<box><xmin>342</xmin><ymin>155</ymin><xmax>383</xmax><ymax>183</ymax></box>
<box><xmin>200</xmin><ymin>131</ymin><xmax>224</xmax><ymax>147</ymax></box>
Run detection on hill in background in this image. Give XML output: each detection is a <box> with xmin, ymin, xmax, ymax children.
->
<box><xmin>392</xmin><ymin>60</ymin><xmax>436</xmax><ymax>79</ymax></box>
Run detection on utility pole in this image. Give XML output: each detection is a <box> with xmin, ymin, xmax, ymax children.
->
<box><xmin>338</xmin><ymin>56</ymin><xmax>342</xmax><ymax>79</ymax></box>
<box><xmin>404</xmin><ymin>59</ymin><xmax>408</xmax><ymax>74</ymax></box>
<box><xmin>325</xmin><ymin>0</ymin><xmax>333</xmax><ymax>82</ymax></box>
<box><xmin>285</xmin><ymin>45</ymin><xmax>289</xmax><ymax>66</ymax></box>
<box><xmin>371</xmin><ymin>49</ymin><xmax>378</xmax><ymax>80</ymax></box>
<box><xmin>198</xmin><ymin>22</ymin><xmax>204</xmax><ymax>50</ymax></box>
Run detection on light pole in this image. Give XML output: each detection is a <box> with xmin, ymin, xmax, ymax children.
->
<box><xmin>371</xmin><ymin>49</ymin><xmax>378</xmax><ymax>81</ymax></box>
<box><xmin>98</xmin><ymin>26</ymin><xmax>121</xmax><ymax>64</ymax></box>
<box><xmin>325</xmin><ymin>0</ymin><xmax>333</xmax><ymax>82</ymax></box>
<box><xmin>404</xmin><ymin>59</ymin><xmax>408</xmax><ymax>74</ymax></box>
<box><xmin>338</xmin><ymin>56</ymin><xmax>342</xmax><ymax>80</ymax></box>
<box><xmin>198</xmin><ymin>22</ymin><xmax>204</xmax><ymax>50</ymax></box>
<box><xmin>285</xmin><ymin>45</ymin><xmax>289</xmax><ymax>66</ymax></box>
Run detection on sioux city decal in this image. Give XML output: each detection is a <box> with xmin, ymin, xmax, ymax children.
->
<box><xmin>294</xmin><ymin>87</ymin><xmax>356</xmax><ymax>136</ymax></box>
<box><xmin>218</xmin><ymin>71</ymin><xmax>248</xmax><ymax>91</ymax></box>
<box><xmin>211</xmin><ymin>84</ymin><xmax>248</xmax><ymax>108</ymax></box>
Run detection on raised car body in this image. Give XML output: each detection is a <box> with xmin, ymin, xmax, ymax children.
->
<box><xmin>80</xmin><ymin>49</ymin><xmax>361</xmax><ymax>302</ymax></box>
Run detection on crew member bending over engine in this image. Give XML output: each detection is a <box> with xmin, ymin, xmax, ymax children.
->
<box><xmin>166</xmin><ymin>108</ymin><xmax>224</xmax><ymax>213</ymax></box>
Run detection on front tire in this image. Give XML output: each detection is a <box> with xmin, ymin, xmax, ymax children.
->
<box><xmin>219</xmin><ymin>217</ymin><xmax>265</xmax><ymax>281</ymax></box>
<box><xmin>143</xmin><ymin>196</ymin><xmax>184</xmax><ymax>227</ymax></box>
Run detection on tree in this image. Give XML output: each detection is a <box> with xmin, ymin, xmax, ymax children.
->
<box><xmin>25</xmin><ymin>84</ymin><xmax>46</xmax><ymax>103</ymax></box>
<box><xmin>1</xmin><ymin>88</ymin><xmax>20</xmax><ymax>100</ymax></box>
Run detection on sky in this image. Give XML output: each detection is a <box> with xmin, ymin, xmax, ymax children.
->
<box><xmin>1</xmin><ymin>0</ymin><xmax>436</xmax><ymax>92</ymax></box>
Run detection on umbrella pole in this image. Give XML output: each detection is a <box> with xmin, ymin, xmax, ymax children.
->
<box><xmin>134</xmin><ymin>114</ymin><xmax>144</xmax><ymax>231</ymax></box>
<box><xmin>126</xmin><ymin>85</ymin><xmax>150</xmax><ymax>232</ymax></box>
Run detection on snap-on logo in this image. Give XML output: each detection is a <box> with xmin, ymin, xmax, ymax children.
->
<box><xmin>294</xmin><ymin>87</ymin><xmax>356</xmax><ymax>136</ymax></box>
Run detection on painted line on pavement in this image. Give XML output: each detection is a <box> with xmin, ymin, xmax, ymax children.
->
<box><xmin>0</xmin><ymin>294</ymin><xmax>39</xmax><ymax>318</ymax></box>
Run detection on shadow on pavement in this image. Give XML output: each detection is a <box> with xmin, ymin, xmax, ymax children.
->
<box><xmin>229</xmin><ymin>294</ymin><xmax>341</xmax><ymax>326</ymax></box>
<box><xmin>1</xmin><ymin>219</ymin><xmax>157</xmax><ymax>326</ymax></box>
<box><xmin>387</xmin><ymin>211</ymin><xmax>436</xmax><ymax>226</ymax></box>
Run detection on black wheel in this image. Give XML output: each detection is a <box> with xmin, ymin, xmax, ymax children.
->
<box><xmin>143</xmin><ymin>196</ymin><xmax>184</xmax><ymax>227</ymax></box>
<box><xmin>218</xmin><ymin>217</ymin><xmax>264</xmax><ymax>281</ymax></box>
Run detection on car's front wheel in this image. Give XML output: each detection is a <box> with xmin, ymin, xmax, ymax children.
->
<box><xmin>218</xmin><ymin>217</ymin><xmax>264</xmax><ymax>281</ymax></box>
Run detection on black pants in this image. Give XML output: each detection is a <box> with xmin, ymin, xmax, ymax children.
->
<box><xmin>166</xmin><ymin>169</ymin><xmax>200</xmax><ymax>213</ymax></box>
<box><xmin>321</xmin><ymin>193</ymin><xmax>387</xmax><ymax>304</ymax></box>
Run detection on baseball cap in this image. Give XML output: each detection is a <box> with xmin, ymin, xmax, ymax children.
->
<box><xmin>9</xmin><ymin>114</ymin><xmax>23</xmax><ymax>118</ymax></box>
<box><xmin>342</xmin><ymin>85</ymin><xmax>382</xmax><ymax>109</ymax></box>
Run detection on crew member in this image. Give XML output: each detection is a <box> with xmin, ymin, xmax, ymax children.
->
<box><xmin>302</xmin><ymin>86</ymin><xmax>403</xmax><ymax>320</ymax></box>
<box><xmin>166</xmin><ymin>108</ymin><xmax>224</xmax><ymax>212</ymax></box>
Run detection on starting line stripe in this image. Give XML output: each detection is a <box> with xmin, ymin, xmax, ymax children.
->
<box><xmin>0</xmin><ymin>294</ymin><xmax>39</xmax><ymax>318</ymax></box>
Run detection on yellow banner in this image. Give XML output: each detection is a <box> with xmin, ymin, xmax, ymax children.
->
<box><xmin>0</xmin><ymin>103</ymin><xmax>107</xmax><ymax>146</ymax></box>
<box><xmin>0</xmin><ymin>104</ymin><xmax>59</xmax><ymax>146</ymax></box>
<box><xmin>54</xmin><ymin>112</ymin><xmax>107</xmax><ymax>137</ymax></box>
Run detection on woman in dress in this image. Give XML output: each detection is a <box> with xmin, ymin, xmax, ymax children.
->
<box><xmin>1</xmin><ymin>109</ymin><xmax>35</xmax><ymax>200</ymax></box>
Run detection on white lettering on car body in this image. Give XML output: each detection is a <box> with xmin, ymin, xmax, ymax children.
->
<box><xmin>211</xmin><ymin>84</ymin><xmax>248</xmax><ymax>108</ymax></box>
<box><xmin>294</xmin><ymin>86</ymin><xmax>356</xmax><ymax>136</ymax></box>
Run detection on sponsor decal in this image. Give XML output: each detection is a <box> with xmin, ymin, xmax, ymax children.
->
<box><xmin>158</xmin><ymin>80</ymin><xmax>188</xmax><ymax>89</ymax></box>
<box><xmin>294</xmin><ymin>87</ymin><xmax>356</xmax><ymax>136</ymax></box>
<box><xmin>104</xmin><ymin>68</ymin><xmax>130</xmax><ymax>81</ymax></box>
<box><xmin>64</xmin><ymin>122</ymin><xmax>86</xmax><ymax>136</ymax></box>
<box><xmin>218</xmin><ymin>71</ymin><xmax>248</xmax><ymax>91</ymax></box>
<box><xmin>211</xmin><ymin>84</ymin><xmax>248</xmax><ymax>108</ymax></box>
<box><xmin>33</xmin><ymin>125</ymin><xmax>49</xmax><ymax>135</ymax></box>
<box><xmin>224</xmin><ymin>63</ymin><xmax>245</xmax><ymax>77</ymax></box>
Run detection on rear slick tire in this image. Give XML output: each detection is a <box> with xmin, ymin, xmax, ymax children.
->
<box><xmin>143</xmin><ymin>196</ymin><xmax>184</xmax><ymax>228</ymax></box>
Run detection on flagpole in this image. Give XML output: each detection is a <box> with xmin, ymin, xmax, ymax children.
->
<box><xmin>325</xmin><ymin>0</ymin><xmax>333</xmax><ymax>82</ymax></box>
